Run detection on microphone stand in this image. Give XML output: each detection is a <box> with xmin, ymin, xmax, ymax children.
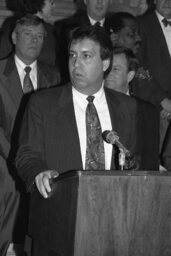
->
<box><xmin>118</xmin><ymin>149</ymin><xmax>125</xmax><ymax>171</ymax></box>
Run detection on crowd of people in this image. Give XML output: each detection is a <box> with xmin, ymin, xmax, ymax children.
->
<box><xmin>0</xmin><ymin>0</ymin><xmax>171</xmax><ymax>255</ymax></box>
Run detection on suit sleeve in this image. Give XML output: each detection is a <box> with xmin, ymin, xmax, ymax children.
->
<box><xmin>131</xmin><ymin>70</ymin><xmax>167</xmax><ymax>107</ymax></box>
<box><xmin>0</xmin><ymin>94</ymin><xmax>11</xmax><ymax>159</ymax></box>
<box><xmin>136</xmin><ymin>99</ymin><xmax>160</xmax><ymax>170</ymax></box>
<box><xmin>16</xmin><ymin>95</ymin><xmax>48</xmax><ymax>192</ymax></box>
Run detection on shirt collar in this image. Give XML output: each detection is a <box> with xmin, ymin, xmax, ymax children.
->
<box><xmin>156</xmin><ymin>10</ymin><xmax>171</xmax><ymax>24</ymax></box>
<box><xmin>72</xmin><ymin>82</ymin><xmax>105</xmax><ymax>104</ymax></box>
<box><xmin>126</xmin><ymin>90</ymin><xmax>130</xmax><ymax>96</ymax></box>
<box><xmin>88</xmin><ymin>15</ymin><xmax>105</xmax><ymax>27</ymax></box>
<box><xmin>14</xmin><ymin>55</ymin><xmax>37</xmax><ymax>71</ymax></box>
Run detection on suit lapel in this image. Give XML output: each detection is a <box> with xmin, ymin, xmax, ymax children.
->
<box><xmin>79</xmin><ymin>14</ymin><xmax>91</xmax><ymax>25</ymax></box>
<box><xmin>152</xmin><ymin>13</ymin><xmax>171</xmax><ymax>64</ymax></box>
<box><xmin>55</xmin><ymin>85</ymin><xmax>83</xmax><ymax>169</ymax></box>
<box><xmin>37</xmin><ymin>62</ymin><xmax>51</xmax><ymax>89</ymax></box>
<box><xmin>105</xmin><ymin>88</ymin><xmax>125</xmax><ymax>135</ymax></box>
<box><xmin>105</xmin><ymin>88</ymin><xmax>128</xmax><ymax>170</ymax></box>
<box><xmin>4</xmin><ymin>59</ymin><xmax>51</xmax><ymax>97</ymax></box>
<box><xmin>3</xmin><ymin>56</ymin><xmax>23</xmax><ymax>108</ymax></box>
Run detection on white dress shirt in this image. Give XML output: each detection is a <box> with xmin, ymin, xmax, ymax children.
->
<box><xmin>88</xmin><ymin>15</ymin><xmax>105</xmax><ymax>27</ymax></box>
<box><xmin>72</xmin><ymin>85</ymin><xmax>113</xmax><ymax>170</ymax></box>
<box><xmin>156</xmin><ymin>11</ymin><xmax>171</xmax><ymax>58</ymax></box>
<box><xmin>14</xmin><ymin>55</ymin><xmax>38</xmax><ymax>91</ymax></box>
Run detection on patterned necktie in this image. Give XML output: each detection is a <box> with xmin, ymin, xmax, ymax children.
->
<box><xmin>23</xmin><ymin>66</ymin><xmax>34</xmax><ymax>94</ymax></box>
<box><xmin>85</xmin><ymin>95</ymin><xmax>105</xmax><ymax>170</ymax></box>
<box><xmin>162</xmin><ymin>18</ymin><xmax>171</xmax><ymax>27</ymax></box>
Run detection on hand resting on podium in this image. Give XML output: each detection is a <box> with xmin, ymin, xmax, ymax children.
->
<box><xmin>35</xmin><ymin>170</ymin><xmax>59</xmax><ymax>198</ymax></box>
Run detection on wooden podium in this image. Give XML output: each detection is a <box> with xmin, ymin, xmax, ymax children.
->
<box><xmin>29</xmin><ymin>171</ymin><xmax>171</xmax><ymax>256</ymax></box>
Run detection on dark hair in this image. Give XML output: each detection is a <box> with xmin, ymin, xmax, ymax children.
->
<box><xmin>106</xmin><ymin>12</ymin><xmax>137</xmax><ymax>33</ymax></box>
<box><xmin>14</xmin><ymin>14</ymin><xmax>46</xmax><ymax>35</ymax></box>
<box><xmin>69</xmin><ymin>24</ymin><xmax>113</xmax><ymax>78</ymax></box>
<box><xmin>113</xmin><ymin>46</ymin><xmax>139</xmax><ymax>72</ymax></box>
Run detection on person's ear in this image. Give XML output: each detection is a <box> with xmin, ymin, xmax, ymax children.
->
<box><xmin>110</xmin><ymin>32</ymin><xmax>119</xmax><ymax>45</ymax></box>
<box><xmin>11</xmin><ymin>31</ymin><xmax>17</xmax><ymax>45</ymax></box>
<box><xmin>83</xmin><ymin>0</ymin><xmax>87</xmax><ymax>5</ymax></box>
<box><xmin>127</xmin><ymin>70</ymin><xmax>135</xmax><ymax>83</ymax></box>
<box><xmin>102</xmin><ymin>59</ymin><xmax>110</xmax><ymax>72</ymax></box>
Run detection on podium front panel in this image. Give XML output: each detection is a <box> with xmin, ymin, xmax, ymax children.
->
<box><xmin>29</xmin><ymin>171</ymin><xmax>171</xmax><ymax>256</ymax></box>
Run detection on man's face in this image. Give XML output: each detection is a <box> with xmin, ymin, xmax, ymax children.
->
<box><xmin>84</xmin><ymin>0</ymin><xmax>110</xmax><ymax>21</ymax></box>
<box><xmin>12</xmin><ymin>24</ymin><xmax>45</xmax><ymax>64</ymax></box>
<box><xmin>69</xmin><ymin>38</ymin><xmax>108</xmax><ymax>95</ymax></box>
<box><xmin>110</xmin><ymin>18</ymin><xmax>141</xmax><ymax>55</ymax></box>
<box><xmin>155</xmin><ymin>0</ymin><xmax>171</xmax><ymax>19</ymax></box>
<box><xmin>105</xmin><ymin>53</ymin><xmax>131</xmax><ymax>94</ymax></box>
<box><xmin>41</xmin><ymin>0</ymin><xmax>55</xmax><ymax>18</ymax></box>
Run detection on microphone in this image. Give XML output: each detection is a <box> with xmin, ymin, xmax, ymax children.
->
<box><xmin>102</xmin><ymin>130</ymin><xmax>139</xmax><ymax>170</ymax></box>
<box><xmin>102</xmin><ymin>130</ymin><xmax>131</xmax><ymax>158</ymax></box>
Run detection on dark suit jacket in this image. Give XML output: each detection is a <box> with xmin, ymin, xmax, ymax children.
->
<box><xmin>133</xmin><ymin>95</ymin><xmax>159</xmax><ymax>169</ymax></box>
<box><xmin>138</xmin><ymin>12</ymin><xmax>171</xmax><ymax>161</ymax></box>
<box><xmin>130</xmin><ymin>66</ymin><xmax>166</xmax><ymax>107</ymax></box>
<box><xmin>138</xmin><ymin>12</ymin><xmax>171</xmax><ymax>98</ymax></box>
<box><xmin>16</xmin><ymin>84</ymin><xmax>157</xmax><ymax>192</ymax></box>
<box><xmin>0</xmin><ymin>55</ymin><xmax>60</xmax><ymax>193</ymax></box>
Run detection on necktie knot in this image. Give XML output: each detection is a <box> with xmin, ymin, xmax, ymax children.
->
<box><xmin>94</xmin><ymin>21</ymin><xmax>101</xmax><ymax>27</ymax></box>
<box><xmin>87</xmin><ymin>95</ymin><xmax>95</xmax><ymax>103</ymax></box>
<box><xmin>162</xmin><ymin>18</ymin><xmax>171</xmax><ymax>27</ymax></box>
<box><xmin>23</xmin><ymin>66</ymin><xmax>33</xmax><ymax>93</ymax></box>
<box><xmin>24</xmin><ymin>66</ymin><xmax>32</xmax><ymax>74</ymax></box>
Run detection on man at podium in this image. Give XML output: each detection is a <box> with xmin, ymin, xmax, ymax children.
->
<box><xmin>16</xmin><ymin>25</ymin><xmax>149</xmax><ymax>255</ymax></box>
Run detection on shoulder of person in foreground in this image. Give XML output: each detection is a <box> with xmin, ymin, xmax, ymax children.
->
<box><xmin>38</xmin><ymin>61</ymin><xmax>61</xmax><ymax>86</ymax></box>
<box><xmin>29</xmin><ymin>83</ymin><xmax>70</xmax><ymax>107</ymax></box>
<box><xmin>133</xmin><ymin>94</ymin><xmax>160</xmax><ymax>119</ymax></box>
<box><xmin>15</xmin><ymin>84</ymin><xmax>71</xmax><ymax>192</ymax></box>
<box><xmin>137</xmin><ymin>10</ymin><xmax>154</xmax><ymax>24</ymax></box>
<box><xmin>105</xmin><ymin>86</ymin><xmax>140</xmax><ymax>113</ymax></box>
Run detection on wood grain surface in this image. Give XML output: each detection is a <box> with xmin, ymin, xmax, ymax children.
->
<box><xmin>30</xmin><ymin>171</ymin><xmax>171</xmax><ymax>256</ymax></box>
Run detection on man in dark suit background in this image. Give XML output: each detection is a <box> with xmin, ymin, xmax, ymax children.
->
<box><xmin>57</xmin><ymin>0</ymin><xmax>111</xmax><ymax>83</ymax></box>
<box><xmin>105</xmin><ymin>11</ymin><xmax>168</xmax><ymax>108</ymax></box>
<box><xmin>80</xmin><ymin>0</ymin><xmax>111</xmax><ymax>26</ymax></box>
<box><xmin>106</xmin><ymin>11</ymin><xmax>170</xmax><ymax>169</ymax></box>
<box><xmin>138</xmin><ymin>0</ymin><xmax>171</xmax><ymax>169</ymax></box>
<box><xmin>105</xmin><ymin>46</ymin><xmax>160</xmax><ymax>170</ymax></box>
<box><xmin>16</xmin><ymin>25</ymin><xmax>143</xmax><ymax>255</ymax></box>
<box><xmin>0</xmin><ymin>14</ymin><xmax>60</xmax><ymax>255</ymax></box>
